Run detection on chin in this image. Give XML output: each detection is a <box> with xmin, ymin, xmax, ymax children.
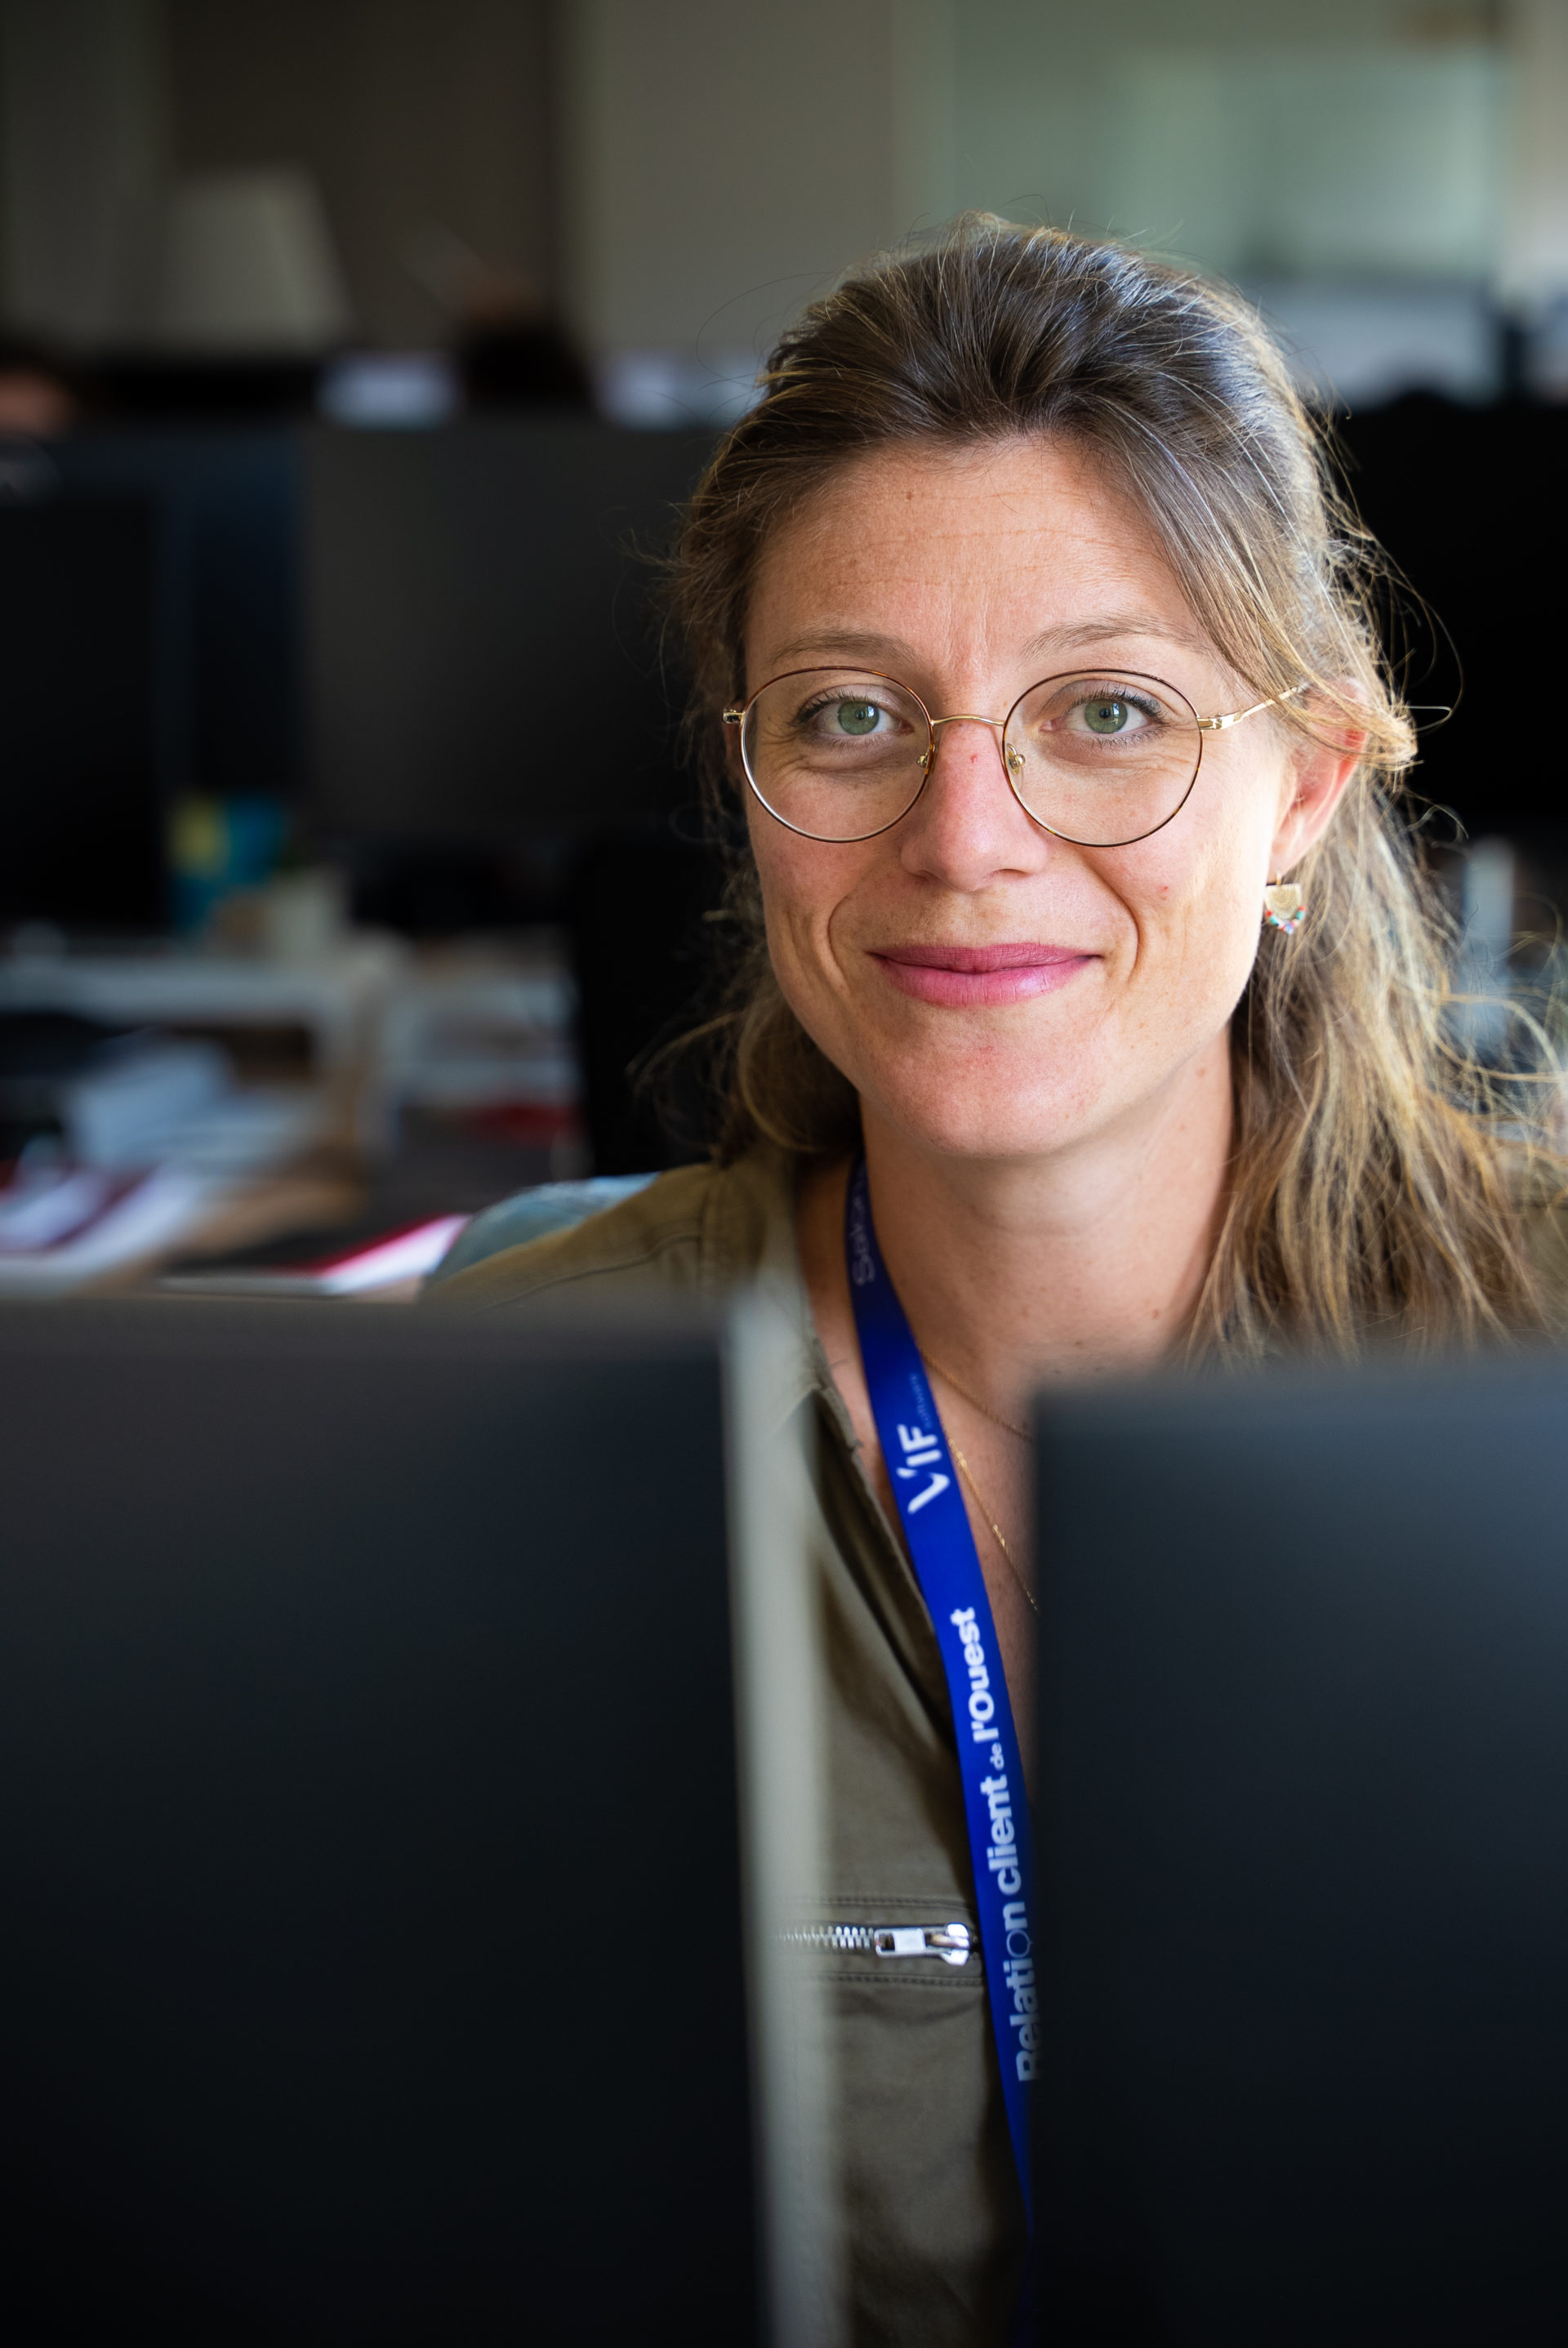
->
<box><xmin>860</xmin><ymin>1054</ymin><xmax>1103</xmax><ymax>1162</ymax></box>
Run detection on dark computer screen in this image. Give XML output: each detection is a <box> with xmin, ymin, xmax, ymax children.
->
<box><xmin>1336</xmin><ymin>398</ymin><xmax>1567</xmax><ymax>844</ymax></box>
<box><xmin>304</xmin><ymin>419</ymin><xmax>715</xmax><ymax>840</ymax></box>
<box><xmin>0</xmin><ymin>429</ymin><xmax>308</xmax><ymax>936</ymax></box>
<box><xmin>55</xmin><ymin>428</ymin><xmax>305</xmax><ymax>809</ymax></box>
<box><xmin>0</xmin><ymin>495</ymin><xmax>166</xmax><ymax>931</ymax></box>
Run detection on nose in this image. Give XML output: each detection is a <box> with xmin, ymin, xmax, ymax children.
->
<box><xmin>921</xmin><ymin>713</ymin><xmax>1024</xmax><ymax>784</ymax></box>
<box><xmin>900</xmin><ymin>713</ymin><xmax>1046</xmax><ymax>887</ymax></box>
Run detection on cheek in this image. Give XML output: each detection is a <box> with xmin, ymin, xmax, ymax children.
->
<box><xmin>1114</xmin><ymin>779</ymin><xmax>1272</xmax><ymax>997</ymax></box>
<box><xmin>747</xmin><ymin>819</ymin><xmax>858</xmax><ymax>1001</ymax></box>
<box><xmin>749</xmin><ymin>818</ymin><xmax>816</xmax><ymax>947</ymax></box>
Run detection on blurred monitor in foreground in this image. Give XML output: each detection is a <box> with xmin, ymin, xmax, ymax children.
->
<box><xmin>1035</xmin><ymin>1354</ymin><xmax>1568</xmax><ymax>2342</ymax></box>
<box><xmin>0</xmin><ymin>1302</ymin><xmax>759</xmax><ymax>2343</ymax></box>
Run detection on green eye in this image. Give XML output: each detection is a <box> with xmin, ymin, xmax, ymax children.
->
<box><xmin>1084</xmin><ymin>697</ymin><xmax>1129</xmax><ymax>735</ymax></box>
<box><xmin>835</xmin><ymin>699</ymin><xmax>881</xmax><ymax>736</ymax></box>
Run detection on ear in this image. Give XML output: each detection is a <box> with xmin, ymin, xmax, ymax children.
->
<box><xmin>1268</xmin><ymin>703</ymin><xmax>1368</xmax><ymax>875</ymax></box>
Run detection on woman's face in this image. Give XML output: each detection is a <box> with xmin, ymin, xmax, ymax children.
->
<box><xmin>742</xmin><ymin>434</ymin><xmax>1352</xmax><ymax>1165</ymax></box>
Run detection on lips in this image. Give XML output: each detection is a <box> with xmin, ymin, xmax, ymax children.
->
<box><xmin>869</xmin><ymin>941</ymin><xmax>1096</xmax><ymax>1008</ymax></box>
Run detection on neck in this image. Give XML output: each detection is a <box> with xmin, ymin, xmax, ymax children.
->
<box><xmin>858</xmin><ymin>1044</ymin><xmax>1233</xmax><ymax>1408</ymax></box>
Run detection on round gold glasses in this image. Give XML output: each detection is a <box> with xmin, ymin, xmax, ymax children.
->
<box><xmin>723</xmin><ymin>666</ymin><xmax>1298</xmax><ymax>847</ymax></box>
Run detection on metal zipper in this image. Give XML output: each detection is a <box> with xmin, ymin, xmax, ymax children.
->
<box><xmin>780</xmin><ymin>1921</ymin><xmax>972</xmax><ymax>1967</ymax></box>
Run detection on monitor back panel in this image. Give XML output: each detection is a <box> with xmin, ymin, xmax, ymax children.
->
<box><xmin>1035</xmin><ymin>1358</ymin><xmax>1568</xmax><ymax>2346</ymax></box>
<box><xmin>0</xmin><ymin>1303</ymin><xmax>754</xmax><ymax>2346</ymax></box>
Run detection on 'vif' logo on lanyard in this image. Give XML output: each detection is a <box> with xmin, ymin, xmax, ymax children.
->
<box><xmin>893</xmin><ymin>1420</ymin><xmax>951</xmax><ymax>1513</ymax></box>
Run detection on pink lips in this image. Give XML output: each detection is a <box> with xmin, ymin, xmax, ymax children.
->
<box><xmin>870</xmin><ymin>942</ymin><xmax>1096</xmax><ymax>1008</ymax></box>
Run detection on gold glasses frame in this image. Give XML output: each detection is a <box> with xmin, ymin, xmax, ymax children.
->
<box><xmin>722</xmin><ymin>666</ymin><xmax>1304</xmax><ymax>847</ymax></box>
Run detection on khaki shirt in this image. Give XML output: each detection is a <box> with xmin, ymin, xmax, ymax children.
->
<box><xmin>437</xmin><ymin>1146</ymin><xmax>1027</xmax><ymax>2346</ymax></box>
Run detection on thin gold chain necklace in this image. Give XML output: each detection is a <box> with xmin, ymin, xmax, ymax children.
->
<box><xmin>923</xmin><ymin>1352</ymin><xmax>1030</xmax><ymax>1444</ymax></box>
<box><xmin>945</xmin><ymin>1441</ymin><xmax>1039</xmax><ymax>1620</ymax></box>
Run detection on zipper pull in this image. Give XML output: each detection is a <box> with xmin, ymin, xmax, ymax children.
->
<box><xmin>873</xmin><ymin>1922</ymin><xmax>971</xmax><ymax>1967</ymax></box>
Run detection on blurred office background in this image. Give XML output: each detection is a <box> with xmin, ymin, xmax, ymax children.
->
<box><xmin>0</xmin><ymin>0</ymin><xmax>1563</xmax><ymax>1290</ymax></box>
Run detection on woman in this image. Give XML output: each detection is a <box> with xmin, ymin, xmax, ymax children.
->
<box><xmin>439</xmin><ymin>219</ymin><xmax>1561</xmax><ymax>2341</ymax></box>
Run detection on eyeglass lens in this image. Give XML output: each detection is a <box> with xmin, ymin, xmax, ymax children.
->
<box><xmin>739</xmin><ymin>668</ymin><xmax>1204</xmax><ymax>847</ymax></box>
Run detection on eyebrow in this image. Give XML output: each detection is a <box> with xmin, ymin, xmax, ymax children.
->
<box><xmin>1022</xmin><ymin>612</ymin><xmax>1216</xmax><ymax>662</ymax></box>
<box><xmin>760</xmin><ymin>627</ymin><xmax>920</xmax><ymax>671</ymax></box>
<box><xmin>760</xmin><ymin>613</ymin><xmax>1216</xmax><ymax>676</ymax></box>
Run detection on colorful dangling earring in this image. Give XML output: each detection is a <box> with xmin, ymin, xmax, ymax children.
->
<box><xmin>1263</xmin><ymin>880</ymin><xmax>1306</xmax><ymax>935</ymax></box>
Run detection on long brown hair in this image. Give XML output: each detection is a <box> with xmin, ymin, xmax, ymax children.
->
<box><xmin>667</xmin><ymin>214</ymin><xmax>1556</xmax><ymax>1356</ymax></box>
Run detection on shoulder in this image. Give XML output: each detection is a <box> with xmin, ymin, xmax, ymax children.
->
<box><xmin>429</xmin><ymin>1147</ymin><xmax>799</xmax><ymax>1310</ymax></box>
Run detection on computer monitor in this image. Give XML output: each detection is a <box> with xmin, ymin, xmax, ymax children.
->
<box><xmin>1334</xmin><ymin>398</ymin><xmax>1565</xmax><ymax>842</ymax></box>
<box><xmin>304</xmin><ymin>419</ymin><xmax>714</xmax><ymax>841</ymax></box>
<box><xmin>1034</xmin><ymin>1354</ymin><xmax>1568</xmax><ymax>2343</ymax></box>
<box><xmin>55</xmin><ymin>427</ymin><xmax>305</xmax><ymax>809</ymax></box>
<box><xmin>0</xmin><ymin>1301</ymin><xmax>758</xmax><ymax>2344</ymax></box>
<box><xmin>0</xmin><ymin>495</ymin><xmax>166</xmax><ymax>930</ymax></box>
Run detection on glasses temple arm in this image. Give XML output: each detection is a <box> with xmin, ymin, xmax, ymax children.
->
<box><xmin>1198</xmin><ymin>681</ymin><xmax>1309</xmax><ymax>733</ymax></box>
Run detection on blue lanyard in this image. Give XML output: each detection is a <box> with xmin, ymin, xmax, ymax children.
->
<box><xmin>844</xmin><ymin>1159</ymin><xmax>1038</xmax><ymax>2243</ymax></box>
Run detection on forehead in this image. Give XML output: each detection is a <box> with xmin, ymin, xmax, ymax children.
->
<box><xmin>746</xmin><ymin>434</ymin><xmax>1200</xmax><ymax>673</ymax></box>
